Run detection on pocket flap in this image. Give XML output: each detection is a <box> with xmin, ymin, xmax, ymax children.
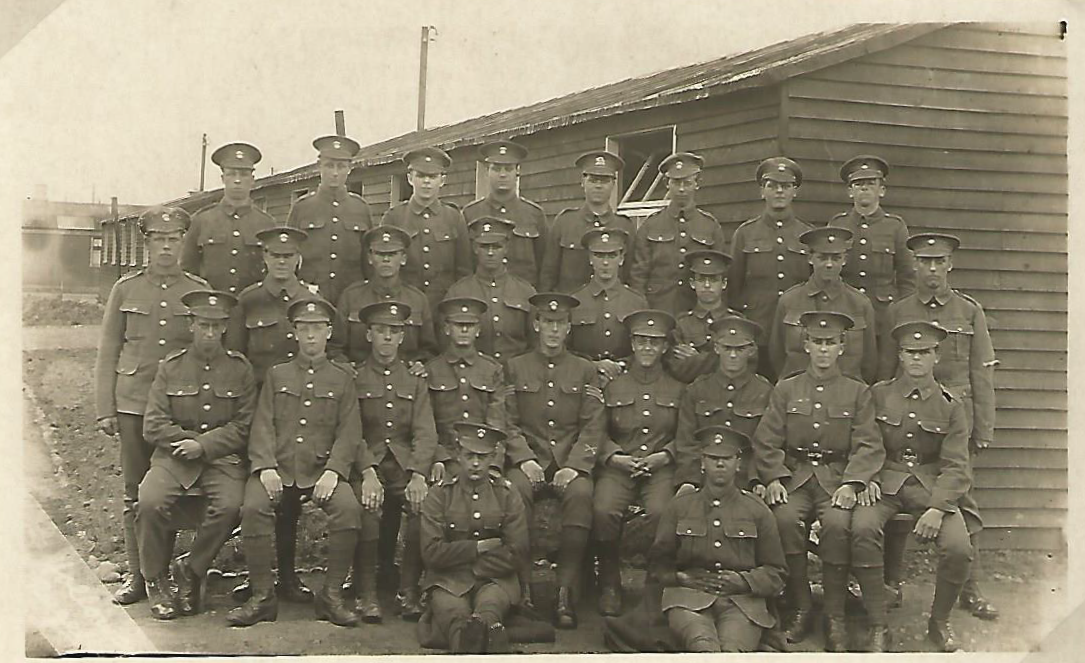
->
<box><xmin>654</xmin><ymin>396</ymin><xmax>678</xmax><ymax>409</ymax></box>
<box><xmin>469</xmin><ymin>377</ymin><xmax>496</xmax><ymax>393</ymax></box>
<box><xmin>743</xmin><ymin>238</ymin><xmax>774</xmax><ymax>253</ymax></box>
<box><xmin>919</xmin><ymin>418</ymin><xmax>950</xmax><ymax>434</ymax></box>
<box><xmin>119</xmin><ymin>300</ymin><xmax>151</xmax><ymax>315</ymax></box>
<box><xmin>213</xmin><ymin>383</ymin><xmax>242</xmax><ymax>398</ymax></box>
<box><xmin>676</xmin><ymin>520</ymin><xmax>706</xmax><ymax>537</ymax></box>
<box><xmin>559</xmin><ymin>383</ymin><xmax>582</xmax><ymax>396</ymax></box>
<box><xmin>245</xmin><ymin>312</ymin><xmax>280</xmax><ymax>329</ymax></box>
<box><xmin>505</xmin><ymin>298</ymin><xmax>530</xmax><ymax>313</ymax></box>
<box><xmin>116</xmin><ymin>354</ymin><xmax>140</xmax><ymax>375</ymax></box>
<box><xmin>570</xmin><ymin>309</ymin><xmax>598</xmax><ymax>326</ymax></box>
<box><xmin>511</xmin><ymin>226</ymin><xmax>540</xmax><ymax>239</ymax></box>
<box><xmin>606</xmin><ymin>394</ymin><xmax>635</xmax><ymax>408</ymax></box>
<box><xmin>786</xmin><ymin>399</ymin><xmax>812</xmax><ymax>416</ymax></box>
<box><xmin>828</xmin><ymin>403</ymin><xmax>854</xmax><ymax>418</ymax></box>
<box><xmin>876</xmin><ymin>410</ymin><xmax>903</xmax><ymax>426</ymax></box>
<box><xmin>514</xmin><ymin>380</ymin><xmax>540</xmax><ymax>393</ymax></box>
<box><xmin>646</xmin><ymin>231</ymin><xmax>675</xmax><ymax>243</ymax></box>
<box><xmin>166</xmin><ymin>384</ymin><xmax>200</xmax><ymax>397</ymax></box>
<box><xmin>733</xmin><ymin>404</ymin><xmax>766</xmax><ymax>418</ymax></box>
<box><xmin>871</xmin><ymin>237</ymin><xmax>896</xmax><ymax>254</ymax></box>
<box><xmin>724</xmin><ymin>520</ymin><xmax>758</xmax><ymax>539</ymax></box>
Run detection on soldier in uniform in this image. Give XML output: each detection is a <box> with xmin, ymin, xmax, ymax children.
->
<box><xmin>95</xmin><ymin>206</ymin><xmax>209</xmax><ymax>606</ymax></box>
<box><xmin>329</xmin><ymin>226</ymin><xmax>436</xmax><ymax>373</ymax></box>
<box><xmin>665</xmin><ymin>250</ymin><xmax>741</xmax><ymax>384</ymax></box>
<box><xmin>138</xmin><ymin>290</ymin><xmax>256</xmax><ymax>619</ymax></box>
<box><xmin>539</xmin><ymin>150</ymin><xmax>635</xmax><ymax>293</ymax></box>
<box><xmin>380</xmin><ymin>147</ymin><xmax>472</xmax><ymax>312</ymax></box>
<box><xmin>828</xmin><ymin>155</ymin><xmax>915</xmax><ymax>350</ymax></box>
<box><xmin>651</xmin><ymin>425</ymin><xmax>787</xmax><ymax>653</ymax></box>
<box><xmin>769</xmin><ymin>226</ymin><xmax>878</xmax><ymax>384</ymax></box>
<box><xmin>351</xmin><ymin>301</ymin><xmax>439</xmax><ymax>621</ymax></box>
<box><xmin>444</xmin><ymin>217</ymin><xmax>536</xmax><ymax>365</ymax></box>
<box><xmin>225</xmin><ymin>226</ymin><xmax>322</xmax><ymax>603</ymax></box>
<box><xmin>463</xmin><ymin>139</ymin><xmax>548</xmax><ymax>287</ymax></box>
<box><xmin>675</xmin><ymin>317</ymin><xmax>773</xmax><ymax>495</ymax></box>
<box><xmin>569</xmin><ymin>228</ymin><xmax>648</xmax><ymax>382</ymax></box>
<box><xmin>181</xmin><ymin>143</ymin><xmax>276</xmax><ymax>295</ymax></box>
<box><xmin>228</xmin><ymin>299</ymin><xmax>366</xmax><ymax>628</ymax></box>
<box><xmin>727</xmin><ymin>157</ymin><xmax>813</xmax><ymax>379</ymax></box>
<box><xmin>505</xmin><ymin>293</ymin><xmax>606</xmax><ymax>629</ymax></box>
<box><xmin>418</xmin><ymin>422</ymin><xmax>530</xmax><ymax>654</ymax></box>
<box><xmin>850</xmin><ymin>321</ymin><xmax>975</xmax><ymax>652</ymax></box>
<box><xmin>878</xmin><ymin>233</ymin><xmax>999</xmax><ymax>621</ymax></box>
<box><xmin>753</xmin><ymin>311</ymin><xmax>884</xmax><ymax>651</ymax></box>
<box><xmin>629</xmin><ymin>152</ymin><xmax>727</xmax><ymax>316</ymax></box>
<box><xmin>593</xmin><ymin>309</ymin><xmax>684</xmax><ymax>617</ymax></box>
<box><xmin>287</xmin><ymin>135</ymin><xmax>372</xmax><ymax>303</ymax></box>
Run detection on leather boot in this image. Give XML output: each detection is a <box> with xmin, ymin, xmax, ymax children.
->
<box><xmin>595</xmin><ymin>540</ymin><xmax>622</xmax><ymax>616</ymax></box>
<box><xmin>314</xmin><ymin>530</ymin><xmax>359</xmax><ymax>627</ymax></box>
<box><xmin>488</xmin><ymin>621</ymin><xmax>511</xmax><ymax>654</ymax></box>
<box><xmin>146</xmin><ymin>575</ymin><xmax>177</xmax><ymax>620</ymax></box>
<box><xmin>783</xmin><ymin>609</ymin><xmax>812</xmax><ymax>643</ymax></box>
<box><xmin>959</xmin><ymin>579</ymin><xmax>999</xmax><ymax>621</ymax></box>
<box><xmin>869</xmin><ymin>624</ymin><xmax>890</xmax><ymax>653</ymax></box>
<box><xmin>783</xmin><ymin>554</ymin><xmax>812</xmax><ymax>643</ymax></box>
<box><xmin>170</xmin><ymin>557</ymin><xmax>205</xmax><ymax>616</ymax></box>
<box><xmin>354</xmin><ymin>539</ymin><xmax>382</xmax><ymax>623</ymax></box>
<box><xmin>824</xmin><ymin>616</ymin><xmax>848</xmax><ymax>653</ymax></box>
<box><xmin>555</xmin><ymin>586</ymin><xmax>577</xmax><ymax>629</ymax></box>
<box><xmin>458</xmin><ymin>614</ymin><xmax>488</xmax><ymax>654</ymax></box>
<box><xmin>114</xmin><ymin>512</ymin><xmax>146</xmax><ymax>605</ymax></box>
<box><xmin>227</xmin><ymin>537</ymin><xmax>279</xmax><ymax>627</ymax></box>
<box><xmin>396</xmin><ymin>587</ymin><xmax>423</xmax><ymax>622</ymax></box>
<box><xmin>928</xmin><ymin>619</ymin><xmax>960</xmax><ymax>652</ymax></box>
<box><xmin>277</xmin><ymin>508</ymin><xmax>312</xmax><ymax>603</ymax></box>
<box><xmin>397</xmin><ymin>514</ymin><xmax>423</xmax><ymax>621</ymax></box>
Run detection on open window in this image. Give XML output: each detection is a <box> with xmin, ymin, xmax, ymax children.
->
<box><xmin>291</xmin><ymin>188</ymin><xmax>310</xmax><ymax>203</ymax></box>
<box><xmin>606</xmin><ymin>126</ymin><xmax>676</xmax><ymax>224</ymax></box>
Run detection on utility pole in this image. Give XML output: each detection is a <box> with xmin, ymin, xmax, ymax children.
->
<box><xmin>417</xmin><ymin>26</ymin><xmax>437</xmax><ymax>131</ymax></box>
<box><xmin>198</xmin><ymin>133</ymin><xmax>208</xmax><ymax>191</ymax></box>
<box><xmin>335</xmin><ymin>110</ymin><xmax>346</xmax><ymax>135</ymax></box>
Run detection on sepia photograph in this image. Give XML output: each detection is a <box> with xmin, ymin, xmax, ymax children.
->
<box><xmin>7</xmin><ymin>0</ymin><xmax>1075</xmax><ymax>657</ymax></box>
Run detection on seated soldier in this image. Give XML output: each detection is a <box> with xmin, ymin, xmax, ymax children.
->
<box><xmin>675</xmin><ymin>316</ymin><xmax>772</xmax><ymax>496</ymax></box>
<box><xmin>650</xmin><ymin>425</ymin><xmax>786</xmax><ymax>653</ymax></box>
<box><xmin>753</xmin><ymin>311</ymin><xmax>884</xmax><ymax>651</ymax></box>
<box><xmin>593</xmin><ymin>309</ymin><xmax>684</xmax><ymax>617</ymax></box>
<box><xmin>138</xmin><ymin>290</ymin><xmax>256</xmax><ymax>620</ymax></box>
<box><xmin>351</xmin><ymin>301</ymin><xmax>438</xmax><ymax>622</ymax></box>
<box><xmin>418</xmin><ymin>422</ymin><xmax>529</xmax><ymax>654</ymax></box>
<box><xmin>228</xmin><ymin>299</ymin><xmax>365</xmax><ymax>627</ymax></box>
<box><xmin>850</xmin><ymin>321</ymin><xmax>975</xmax><ymax>652</ymax></box>
<box><xmin>665</xmin><ymin>249</ymin><xmax>742</xmax><ymax>384</ymax></box>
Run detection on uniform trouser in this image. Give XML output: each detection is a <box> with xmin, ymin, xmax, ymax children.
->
<box><xmin>240</xmin><ymin>479</ymin><xmax>362</xmax><ymax>537</ymax></box>
<box><xmin>369</xmin><ymin>454</ymin><xmax>422</xmax><ymax>592</ymax></box>
<box><xmin>136</xmin><ymin>465</ymin><xmax>244</xmax><ymax>579</ymax></box>
<box><xmin>770</xmin><ymin>480</ymin><xmax>852</xmax><ymax>565</ymax></box>
<box><xmin>592</xmin><ymin>466</ymin><xmax>674</xmax><ymax>543</ymax></box>
<box><xmin>429</xmin><ymin>583</ymin><xmax>513</xmax><ymax>643</ymax></box>
<box><xmin>507</xmin><ymin>464</ymin><xmax>593</xmax><ymax>587</ymax></box>
<box><xmin>666</xmin><ymin>598</ymin><xmax>762</xmax><ymax>653</ymax></box>
<box><xmin>119</xmin><ymin>413</ymin><xmax>155</xmax><ymax>580</ymax></box>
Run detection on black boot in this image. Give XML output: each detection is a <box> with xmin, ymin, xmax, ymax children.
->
<box><xmin>314</xmin><ymin>530</ymin><xmax>359</xmax><ymax>627</ymax></box>
<box><xmin>555</xmin><ymin>586</ymin><xmax>577</xmax><ymax>629</ymax></box>
<box><xmin>824</xmin><ymin>616</ymin><xmax>848</xmax><ymax>653</ymax></box>
<box><xmin>595</xmin><ymin>540</ymin><xmax>622</xmax><ymax>616</ymax></box>
<box><xmin>458</xmin><ymin>615</ymin><xmax>489</xmax><ymax>654</ymax></box>
<box><xmin>146</xmin><ymin>574</ymin><xmax>177</xmax><ymax>620</ymax></box>
<box><xmin>959</xmin><ymin>578</ymin><xmax>999</xmax><ymax>620</ymax></box>
<box><xmin>488</xmin><ymin>622</ymin><xmax>511</xmax><ymax>654</ymax></box>
<box><xmin>928</xmin><ymin>619</ymin><xmax>960</xmax><ymax>652</ymax></box>
<box><xmin>929</xmin><ymin>575</ymin><xmax>964</xmax><ymax>651</ymax></box>
<box><xmin>783</xmin><ymin>554</ymin><xmax>812</xmax><ymax>643</ymax></box>
<box><xmin>869</xmin><ymin>624</ymin><xmax>890</xmax><ymax>653</ymax></box>
<box><xmin>354</xmin><ymin>539</ymin><xmax>382</xmax><ymax>623</ymax></box>
<box><xmin>227</xmin><ymin>536</ymin><xmax>279</xmax><ymax>627</ymax></box>
<box><xmin>170</xmin><ymin>557</ymin><xmax>205</xmax><ymax>616</ymax></box>
<box><xmin>114</xmin><ymin>512</ymin><xmax>146</xmax><ymax>605</ymax></box>
<box><xmin>397</xmin><ymin>515</ymin><xmax>424</xmax><ymax>621</ymax></box>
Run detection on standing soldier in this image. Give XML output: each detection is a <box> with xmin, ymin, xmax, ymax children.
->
<box><xmin>224</xmin><ymin>226</ymin><xmax>321</xmax><ymax>603</ymax></box>
<box><xmin>675</xmin><ymin>317</ymin><xmax>773</xmax><ymax>495</ymax></box>
<box><xmin>828</xmin><ymin>155</ymin><xmax>915</xmax><ymax>350</ymax></box>
<box><xmin>505</xmin><ymin>293</ymin><xmax>606</xmax><ymax>629</ymax></box>
<box><xmin>380</xmin><ymin>147</ymin><xmax>472</xmax><ymax>312</ymax></box>
<box><xmin>328</xmin><ymin>226</ymin><xmax>436</xmax><ymax>372</ymax></box>
<box><xmin>569</xmin><ymin>228</ymin><xmax>647</xmax><ymax>382</ymax></box>
<box><xmin>463</xmin><ymin>139</ymin><xmax>547</xmax><ymax>287</ymax></box>
<box><xmin>181</xmin><ymin>143</ymin><xmax>276</xmax><ymax>296</ymax></box>
<box><xmin>593</xmin><ymin>309</ymin><xmax>684</xmax><ymax>617</ymax></box>
<box><xmin>138</xmin><ymin>290</ymin><xmax>256</xmax><ymax>620</ymax></box>
<box><xmin>228</xmin><ymin>299</ymin><xmax>366</xmax><ymax>628</ymax></box>
<box><xmin>352</xmin><ymin>301</ymin><xmax>439</xmax><ymax>622</ymax></box>
<box><xmin>445</xmin><ymin>218</ymin><xmax>536</xmax><ymax>365</ymax></box>
<box><xmin>665</xmin><ymin>250</ymin><xmax>741</xmax><ymax>384</ymax></box>
<box><xmin>539</xmin><ymin>151</ymin><xmax>635</xmax><ymax>293</ymax></box>
<box><xmin>769</xmin><ymin>227</ymin><xmax>878</xmax><ymax>384</ymax></box>
<box><xmin>629</xmin><ymin>152</ymin><xmax>727</xmax><ymax>316</ymax></box>
<box><xmin>418</xmin><ymin>422</ymin><xmax>530</xmax><ymax>654</ymax></box>
<box><xmin>851</xmin><ymin>321</ymin><xmax>975</xmax><ymax>652</ymax></box>
<box><xmin>727</xmin><ymin>157</ymin><xmax>813</xmax><ymax>378</ymax></box>
<box><xmin>753</xmin><ymin>311</ymin><xmax>884</xmax><ymax>651</ymax></box>
<box><xmin>287</xmin><ymin>135</ymin><xmax>372</xmax><ymax>303</ymax></box>
<box><xmin>95</xmin><ymin>206</ymin><xmax>209</xmax><ymax>606</ymax></box>
<box><xmin>651</xmin><ymin>426</ymin><xmax>787</xmax><ymax>653</ymax></box>
<box><xmin>879</xmin><ymin>233</ymin><xmax>999</xmax><ymax>622</ymax></box>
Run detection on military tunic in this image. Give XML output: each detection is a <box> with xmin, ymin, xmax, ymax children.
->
<box><xmin>851</xmin><ymin>376</ymin><xmax>974</xmax><ymax>580</ymax></box>
<box><xmin>539</xmin><ymin>206</ymin><xmax>635</xmax><ymax>293</ymax></box>
<box><xmin>139</xmin><ymin>346</ymin><xmax>256</xmax><ymax>577</ymax></box>
<box><xmin>629</xmin><ymin>205</ymin><xmax>727</xmax><ymax>315</ymax></box>
<box><xmin>225</xmin><ymin>278</ymin><xmax>314</xmax><ymax>386</ymax></box>
<box><xmin>727</xmin><ymin>213</ymin><xmax>813</xmax><ymax>350</ymax></box>
<box><xmin>380</xmin><ymin>198</ymin><xmax>473</xmax><ymax>312</ymax></box>
<box><xmin>664</xmin><ymin>303</ymin><xmax>742</xmax><ymax>384</ymax></box>
<box><xmin>181</xmin><ymin>200</ymin><xmax>276</xmax><ymax>295</ymax></box>
<box><xmin>650</xmin><ymin>485</ymin><xmax>786</xmax><ymax>651</ymax></box>
<box><xmin>769</xmin><ymin>278</ymin><xmax>878</xmax><ymax>384</ymax></box>
<box><xmin>594</xmin><ymin>364</ymin><xmax>684</xmax><ymax>542</ymax></box>
<box><xmin>287</xmin><ymin>186</ymin><xmax>373</xmax><ymax>302</ymax></box>
<box><xmin>569</xmin><ymin>280</ymin><xmax>648</xmax><ymax>362</ymax></box>
<box><xmin>463</xmin><ymin>195</ymin><xmax>548</xmax><ymax>287</ymax></box>
<box><xmin>444</xmin><ymin>272</ymin><xmax>536</xmax><ymax>364</ymax></box>
<box><xmin>753</xmin><ymin>366</ymin><xmax>884</xmax><ymax>563</ymax></box>
<box><xmin>675</xmin><ymin>371</ymin><xmax>774</xmax><ymax>489</ymax></box>
<box><xmin>328</xmin><ymin>279</ymin><xmax>436</xmax><ymax>365</ymax></box>
<box><xmin>425</xmin><ymin>349</ymin><xmax>508</xmax><ymax>466</ymax></box>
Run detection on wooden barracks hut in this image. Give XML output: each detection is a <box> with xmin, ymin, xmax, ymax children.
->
<box><xmin>105</xmin><ymin>22</ymin><xmax>1067</xmax><ymax>551</ymax></box>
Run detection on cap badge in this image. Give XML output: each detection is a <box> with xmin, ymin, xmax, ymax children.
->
<box><xmin>729</xmin><ymin>328</ymin><xmax>736</xmax><ymax>335</ymax></box>
<box><xmin>482</xmin><ymin>223</ymin><xmax>492</xmax><ymax>232</ymax></box>
<box><xmin>777</xmin><ymin>164</ymin><xmax>786</xmax><ymax>172</ymax></box>
<box><xmin>861</xmin><ymin>163</ymin><xmax>869</xmax><ymax>169</ymax></box>
<box><xmin>498</xmin><ymin>146</ymin><xmax>507</xmax><ymax>155</ymax></box>
<box><xmin>382</xmin><ymin>233</ymin><xmax>391</xmax><ymax>242</ymax></box>
<box><xmin>548</xmin><ymin>300</ymin><xmax>559</xmax><ymax>311</ymax></box>
<box><xmin>927</xmin><ymin>238</ymin><xmax>936</xmax><ymax>245</ymax></box>
<box><xmin>595</xmin><ymin>156</ymin><xmax>606</xmax><ymax>167</ymax></box>
<box><xmin>208</xmin><ymin>296</ymin><xmax>218</xmax><ymax>306</ymax></box>
<box><xmin>235</xmin><ymin>150</ymin><xmax>245</xmax><ymax>160</ymax></box>
<box><xmin>828</xmin><ymin>235</ymin><xmax>836</xmax><ymax>243</ymax></box>
<box><xmin>675</xmin><ymin>161</ymin><xmax>683</xmax><ymax>170</ymax></box>
<box><xmin>390</xmin><ymin>305</ymin><xmax>398</xmax><ymax>315</ymax></box>
<box><xmin>819</xmin><ymin>320</ymin><xmax>828</xmax><ymax>328</ymax></box>
<box><xmin>477</xmin><ymin>429</ymin><xmax>486</xmax><ymax>439</ymax></box>
<box><xmin>161</xmin><ymin>212</ymin><xmax>170</xmax><ymax>222</ymax></box>
<box><xmin>279</xmin><ymin>233</ymin><xmax>289</xmax><ymax>243</ymax></box>
<box><xmin>714</xmin><ymin>434</ymin><xmax>724</xmax><ymax>443</ymax></box>
<box><xmin>914</xmin><ymin>332</ymin><xmax>923</xmax><ymax>339</ymax></box>
<box><xmin>424</xmin><ymin>156</ymin><xmax>432</xmax><ymax>162</ymax></box>
<box><xmin>601</xmin><ymin>233</ymin><xmax>610</xmax><ymax>243</ymax></box>
<box><xmin>307</xmin><ymin>303</ymin><xmax>317</xmax><ymax>313</ymax></box>
<box><xmin>332</xmin><ymin>140</ymin><xmax>341</xmax><ymax>150</ymax></box>
<box><xmin>461</xmin><ymin>305</ymin><xmax>469</xmax><ymax>313</ymax></box>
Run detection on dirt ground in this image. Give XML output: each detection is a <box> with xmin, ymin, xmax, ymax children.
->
<box><xmin>23</xmin><ymin>293</ymin><xmax>104</xmax><ymax>327</ymax></box>
<box><xmin>24</xmin><ymin>345</ymin><xmax>1069</xmax><ymax>654</ymax></box>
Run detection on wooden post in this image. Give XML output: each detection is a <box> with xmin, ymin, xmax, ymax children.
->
<box><xmin>199</xmin><ymin>133</ymin><xmax>208</xmax><ymax>192</ymax></box>
<box><xmin>417</xmin><ymin>26</ymin><xmax>435</xmax><ymax>130</ymax></box>
<box><xmin>335</xmin><ymin>110</ymin><xmax>346</xmax><ymax>136</ymax></box>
